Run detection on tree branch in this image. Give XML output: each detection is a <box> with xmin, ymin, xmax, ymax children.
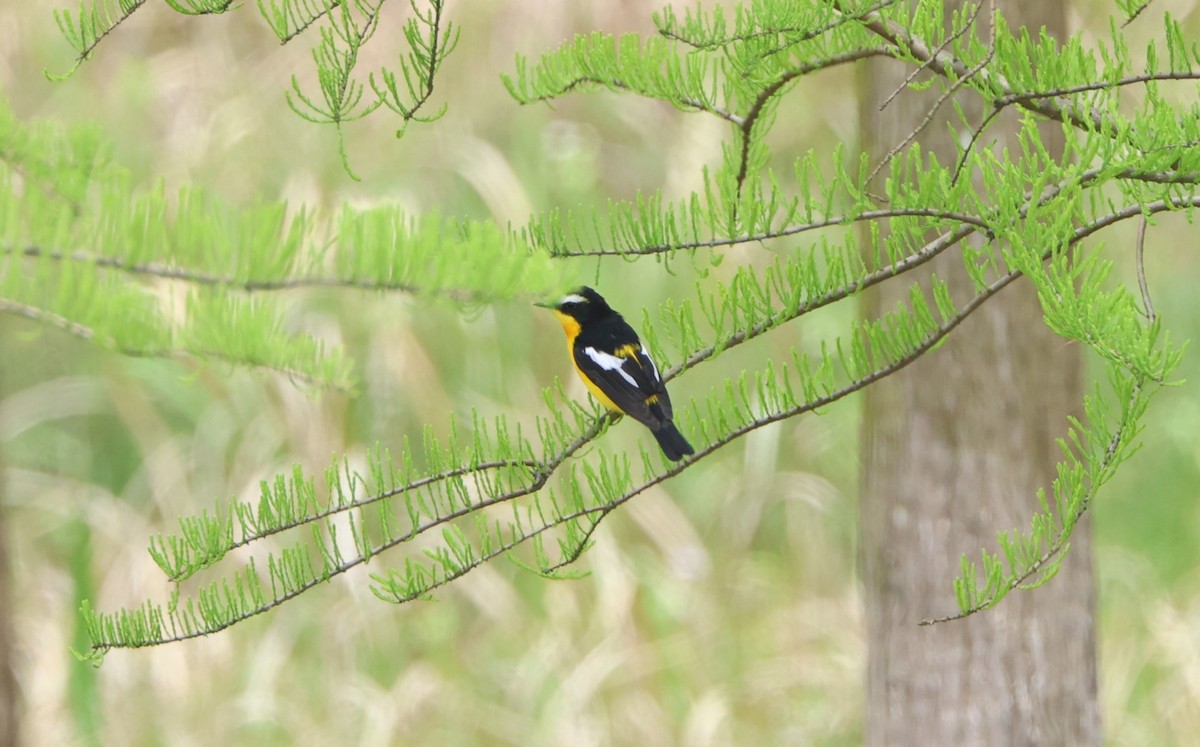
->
<box><xmin>836</xmin><ymin>0</ymin><xmax>1120</xmax><ymax>137</ymax></box>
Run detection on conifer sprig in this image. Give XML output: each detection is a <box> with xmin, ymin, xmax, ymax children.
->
<box><xmin>49</xmin><ymin>0</ymin><xmax>457</xmax><ymax>170</ymax></box>
<box><xmin>48</xmin><ymin>0</ymin><xmax>151</xmax><ymax>82</ymax></box>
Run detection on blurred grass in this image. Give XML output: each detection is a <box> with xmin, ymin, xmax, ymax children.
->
<box><xmin>0</xmin><ymin>1</ymin><xmax>1197</xmax><ymax>745</ymax></box>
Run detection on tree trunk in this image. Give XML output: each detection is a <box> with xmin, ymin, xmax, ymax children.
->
<box><xmin>858</xmin><ymin>1</ymin><xmax>1100</xmax><ymax>744</ymax></box>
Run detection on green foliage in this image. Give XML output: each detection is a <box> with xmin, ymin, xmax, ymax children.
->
<box><xmin>0</xmin><ymin>97</ymin><xmax>562</xmax><ymax>390</ymax></box>
<box><xmin>14</xmin><ymin>0</ymin><xmax>1196</xmax><ymax>657</ymax></box>
<box><xmin>49</xmin><ymin>0</ymin><xmax>152</xmax><ymax>82</ymax></box>
<box><xmin>929</xmin><ymin>374</ymin><xmax>1156</xmax><ymax>624</ymax></box>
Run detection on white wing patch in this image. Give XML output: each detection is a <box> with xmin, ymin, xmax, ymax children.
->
<box><xmin>584</xmin><ymin>346</ymin><xmax>639</xmax><ymax>387</ymax></box>
<box><xmin>640</xmin><ymin>345</ymin><xmax>661</xmax><ymax>383</ymax></box>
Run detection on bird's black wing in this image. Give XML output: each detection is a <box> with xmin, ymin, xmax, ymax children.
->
<box><xmin>573</xmin><ymin>340</ymin><xmax>673</xmax><ymax>426</ymax></box>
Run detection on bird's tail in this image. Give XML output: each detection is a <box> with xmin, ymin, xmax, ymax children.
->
<box><xmin>653</xmin><ymin>421</ymin><xmax>695</xmax><ymax>462</ymax></box>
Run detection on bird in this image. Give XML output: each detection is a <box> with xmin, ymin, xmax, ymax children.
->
<box><xmin>537</xmin><ymin>286</ymin><xmax>695</xmax><ymax>461</ymax></box>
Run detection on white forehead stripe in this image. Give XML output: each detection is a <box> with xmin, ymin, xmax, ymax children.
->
<box><xmin>584</xmin><ymin>347</ymin><xmax>638</xmax><ymax>387</ymax></box>
<box><xmin>560</xmin><ymin>293</ymin><xmax>588</xmax><ymax>305</ymax></box>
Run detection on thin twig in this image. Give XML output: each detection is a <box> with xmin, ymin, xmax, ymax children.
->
<box><xmin>876</xmin><ymin>0</ymin><xmax>985</xmax><ymax>114</ymax></box>
<box><xmin>657</xmin><ymin>0</ymin><xmax>901</xmax><ymax>53</ymax></box>
<box><xmin>1135</xmin><ymin>214</ymin><xmax>1154</xmax><ymax>322</ymax></box>
<box><xmin>1122</xmin><ymin>1</ymin><xmax>1154</xmax><ymax>28</ymax></box>
<box><xmin>0</xmin><ymin>300</ymin><xmax>95</xmax><ymax>341</ymax></box>
<box><xmin>732</xmin><ymin>49</ymin><xmax>891</xmax><ymax>203</ymax></box>
<box><xmin>549</xmin><ymin>207</ymin><xmax>990</xmax><ymax>257</ymax></box>
<box><xmin>46</xmin><ymin>0</ymin><xmax>149</xmax><ymax>80</ymax></box>
<box><xmin>951</xmin><ymin>103</ymin><xmax>1002</xmax><ymax>185</ymax></box>
<box><xmin>7</xmin><ymin>244</ymin><xmax>482</xmax><ymax>301</ymax></box>
<box><xmin>867</xmin><ymin>0</ymin><xmax>994</xmax><ymax>187</ymax></box>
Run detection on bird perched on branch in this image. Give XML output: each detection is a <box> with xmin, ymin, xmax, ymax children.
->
<box><xmin>538</xmin><ymin>287</ymin><xmax>695</xmax><ymax>461</ymax></box>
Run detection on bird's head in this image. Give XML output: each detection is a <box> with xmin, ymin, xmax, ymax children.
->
<box><xmin>536</xmin><ymin>287</ymin><xmax>615</xmax><ymax>336</ymax></box>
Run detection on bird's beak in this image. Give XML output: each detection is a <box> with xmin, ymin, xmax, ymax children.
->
<box><xmin>533</xmin><ymin>299</ymin><xmax>557</xmax><ymax>309</ymax></box>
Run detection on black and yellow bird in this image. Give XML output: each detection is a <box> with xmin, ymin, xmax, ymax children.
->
<box><xmin>538</xmin><ymin>287</ymin><xmax>695</xmax><ymax>461</ymax></box>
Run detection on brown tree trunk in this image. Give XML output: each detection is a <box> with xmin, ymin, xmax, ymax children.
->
<box><xmin>858</xmin><ymin>1</ymin><xmax>1100</xmax><ymax>744</ymax></box>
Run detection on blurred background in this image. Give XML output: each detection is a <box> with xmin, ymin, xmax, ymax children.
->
<box><xmin>0</xmin><ymin>1</ymin><xmax>1197</xmax><ymax>745</ymax></box>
